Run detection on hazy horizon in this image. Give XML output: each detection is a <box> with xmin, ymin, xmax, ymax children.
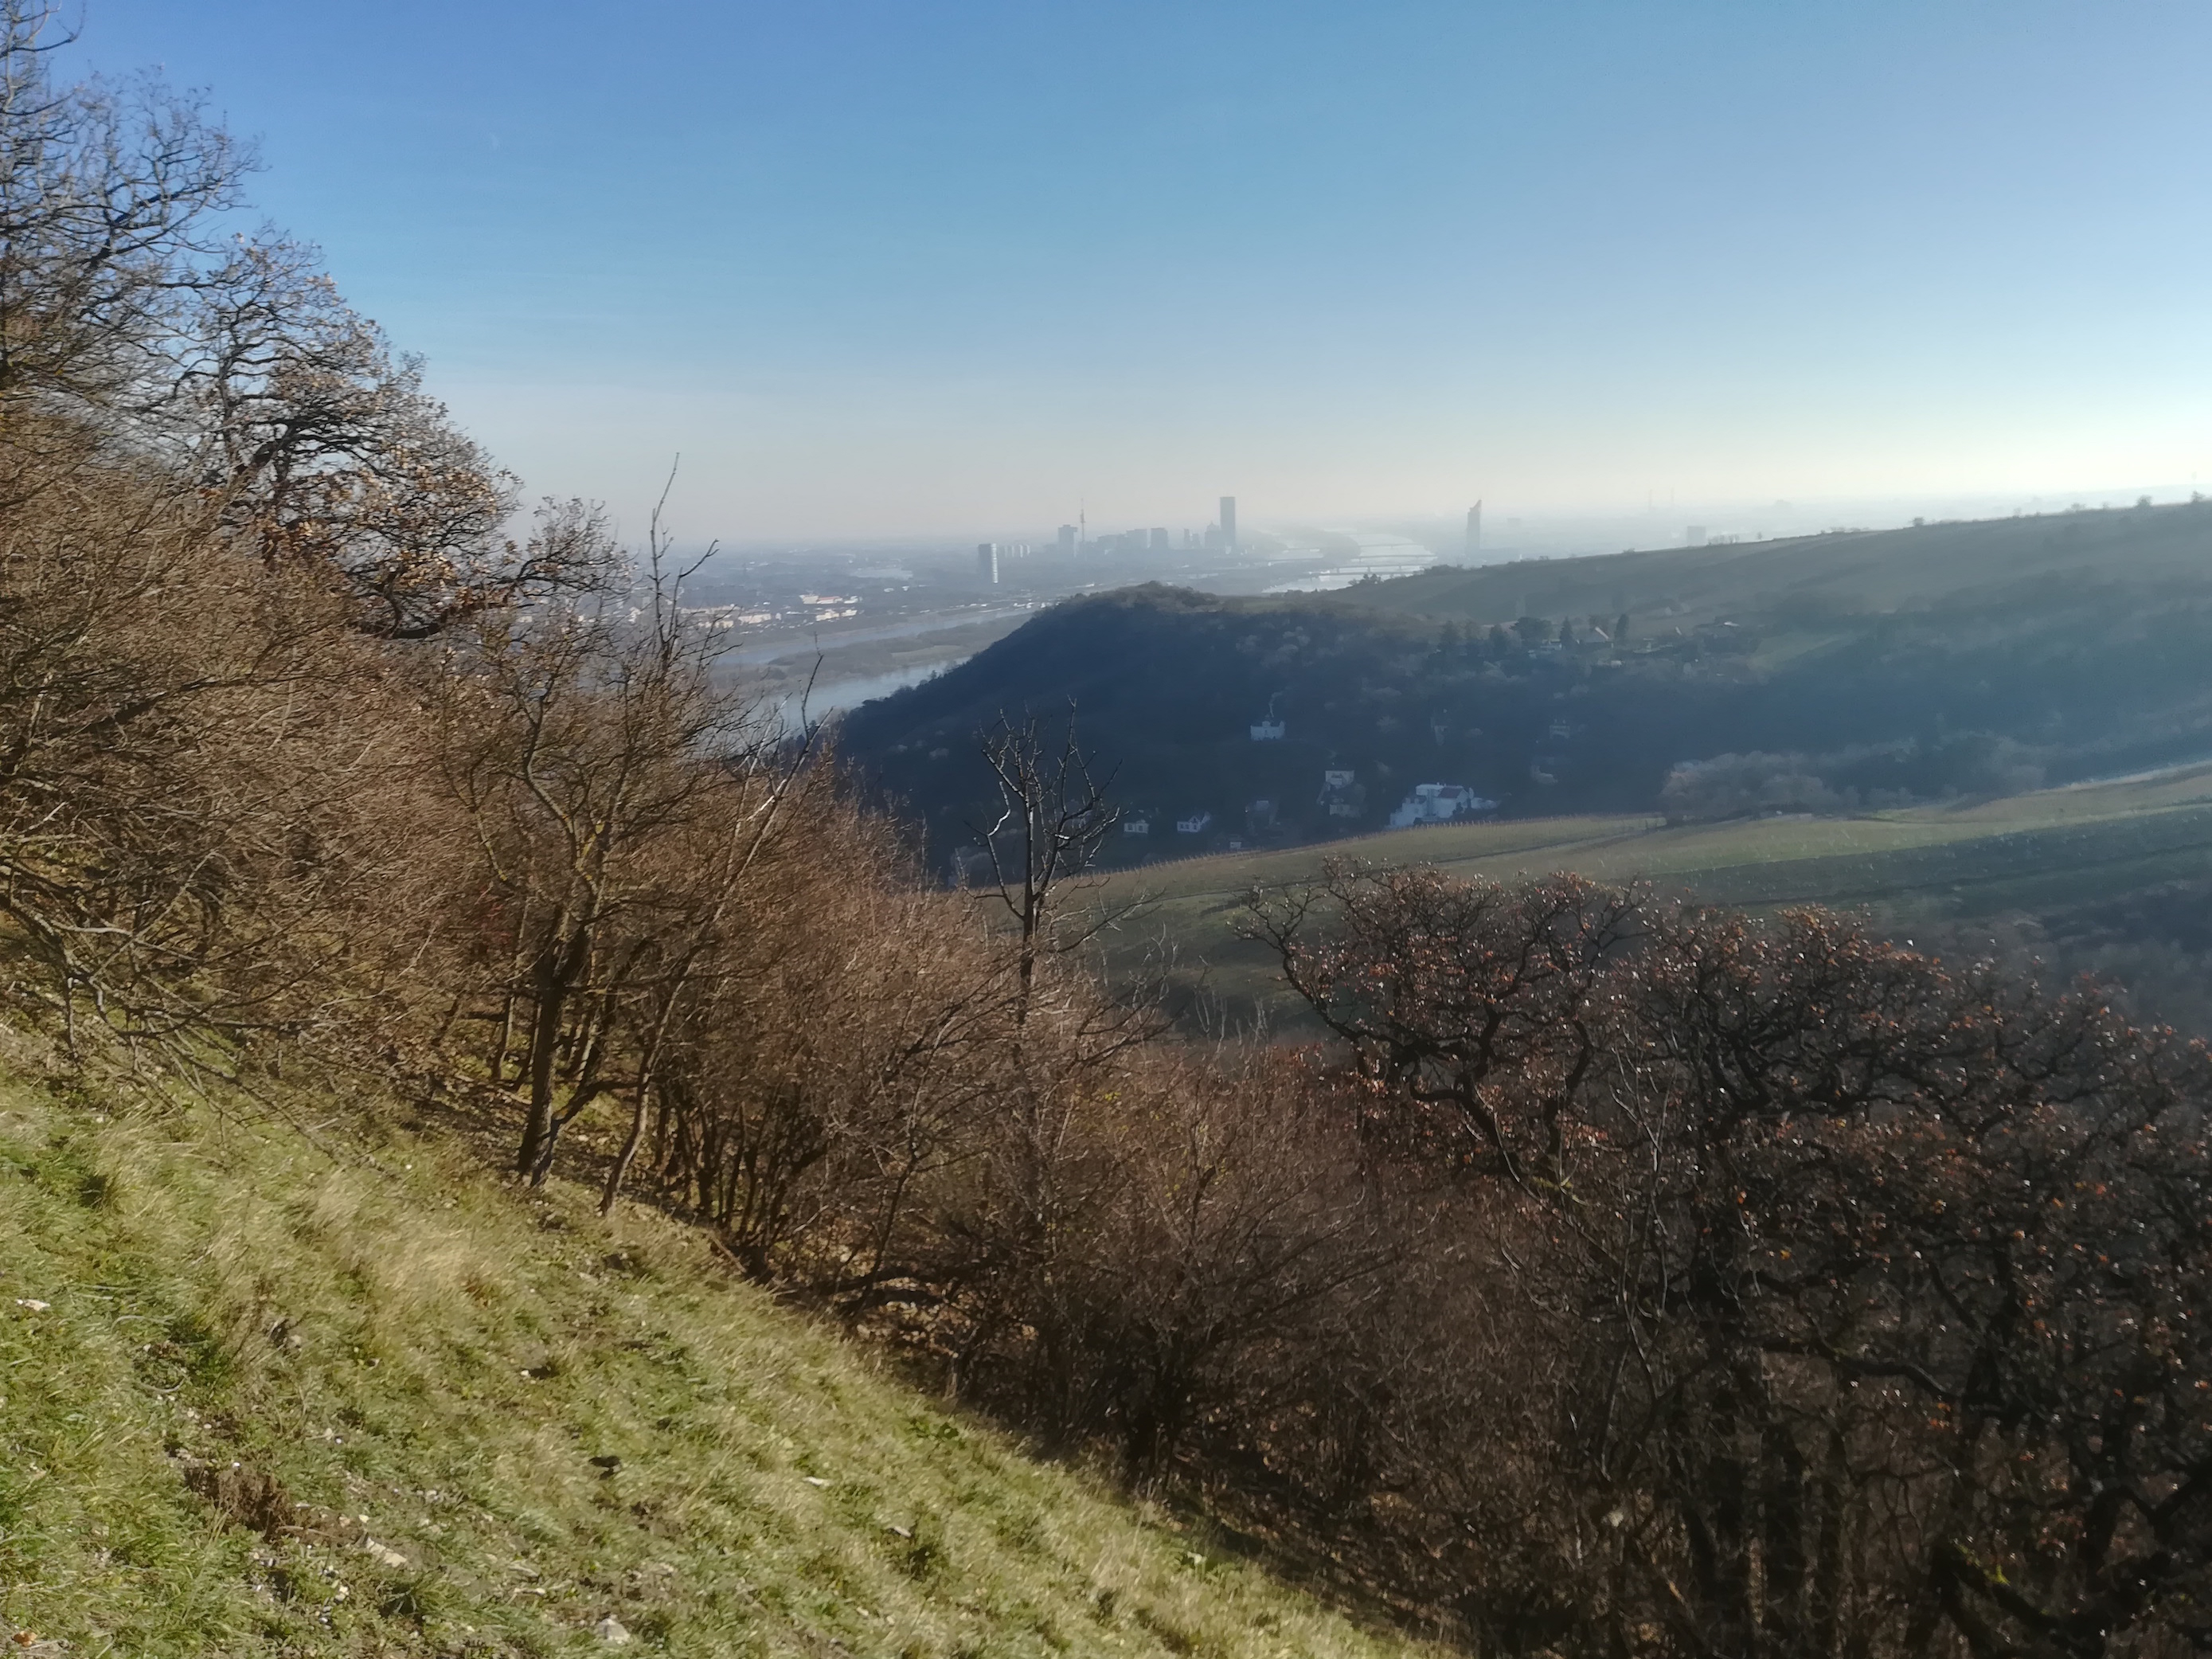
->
<box><xmin>72</xmin><ymin>1</ymin><xmax>2212</xmax><ymax>545</ymax></box>
<box><xmin>700</xmin><ymin>484</ymin><xmax>2211</xmax><ymax>566</ymax></box>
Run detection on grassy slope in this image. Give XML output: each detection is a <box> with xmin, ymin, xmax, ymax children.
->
<box><xmin>0</xmin><ymin>1031</ymin><xmax>1436</xmax><ymax>1659</ymax></box>
<box><xmin>1096</xmin><ymin>761</ymin><xmax>2212</xmax><ymax>1016</ymax></box>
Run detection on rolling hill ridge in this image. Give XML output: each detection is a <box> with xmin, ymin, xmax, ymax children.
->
<box><xmin>841</xmin><ymin>499</ymin><xmax>2212</xmax><ymax>867</ymax></box>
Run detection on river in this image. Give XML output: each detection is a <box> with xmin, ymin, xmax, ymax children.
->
<box><xmin>721</xmin><ymin>605</ymin><xmax>1034</xmax><ymax>668</ymax></box>
<box><xmin>770</xmin><ymin>656</ymin><xmax>969</xmax><ymax>726</ymax></box>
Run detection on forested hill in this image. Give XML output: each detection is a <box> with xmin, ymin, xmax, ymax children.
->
<box><xmin>838</xmin><ymin>500</ymin><xmax>2212</xmax><ymax>865</ymax></box>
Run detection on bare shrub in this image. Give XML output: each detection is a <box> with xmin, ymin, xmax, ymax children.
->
<box><xmin>1253</xmin><ymin>864</ymin><xmax>2212</xmax><ymax>1658</ymax></box>
<box><xmin>619</xmin><ymin>799</ymin><xmax>1018</xmax><ymax>1276</ymax></box>
<box><xmin>0</xmin><ymin>453</ymin><xmax>463</xmax><ymax>1048</ymax></box>
<box><xmin>909</xmin><ymin>1041</ymin><xmax>1395</xmax><ymax>1486</ymax></box>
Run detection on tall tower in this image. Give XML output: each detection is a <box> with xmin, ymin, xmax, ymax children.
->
<box><xmin>1466</xmin><ymin>501</ymin><xmax>1483</xmax><ymax>558</ymax></box>
<box><xmin>1220</xmin><ymin>495</ymin><xmax>1238</xmax><ymax>549</ymax></box>
<box><xmin>976</xmin><ymin>542</ymin><xmax>999</xmax><ymax>584</ymax></box>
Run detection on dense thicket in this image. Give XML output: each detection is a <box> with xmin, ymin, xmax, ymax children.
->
<box><xmin>5</xmin><ymin>9</ymin><xmax>2208</xmax><ymax>1657</ymax></box>
<box><xmin>1247</xmin><ymin>867</ymin><xmax>2212</xmax><ymax>1657</ymax></box>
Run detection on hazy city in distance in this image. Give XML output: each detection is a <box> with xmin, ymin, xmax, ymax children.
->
<box><xmin>703</xmin><ymin>480</ymin><xmax>2212</xmax><ymax>714</ymax></box>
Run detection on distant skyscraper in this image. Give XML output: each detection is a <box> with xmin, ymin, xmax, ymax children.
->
<box><xmin>1149</xmin><ymin>526</ymin><xmax>1168</xmax><ymax>550</ymax></box>
<box><xmin>1220</xmin><ymin>495</ymin><xmax>1238</xmax><ymax>549</ymax></box>
<box><xmin>1057</xmin><ymin>524</ymin><xmax>1077</xmax><ymax>554</ymax></box>
<box><xmin>1466</xmin><ymin>501</ymin><xmax>1483</xmax><ymax>558</ymax></box>
<box><xmin>976</xmin><ymin>542</ymin><xmax>999</xmax><ymax>584</ymax></box>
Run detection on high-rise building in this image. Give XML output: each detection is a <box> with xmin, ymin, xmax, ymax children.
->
<box><xmin>1056</xmin><ymin>524</ymin><xmax>1077</xmax><ymax>554</ymax></box>
<box><xmin>1219</xmin><ymin>496</ymin><xmax>1238</xmax><ymax>549</ymax></box>
<box><xmin>976</xmin><ymin>542</ymin><xmax>999</xmax><ymax>584</ymax></box>
<box><xmin>1149</xmin><ymin>526</ymin><xmax>1169</xmax><ymax>550</ymax></box>
<box><xmin>1466</xmin><ymin>501</ymin><xmax>1483</xmax><ymax>558</ymax></box>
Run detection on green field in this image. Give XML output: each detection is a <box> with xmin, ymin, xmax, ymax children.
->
<box><xmin>1088</xmin><ymin>761</ymin><xmax>2212</xmax><ymax>1021</ymax></box>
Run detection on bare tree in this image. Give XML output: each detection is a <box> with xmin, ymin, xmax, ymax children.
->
<box><xmin>0</xmin><ymin>0</ymin><xmax>248</xmax><ymax>447</ymax></box>
<box><xmin>177</xmin><ymin>240</ymin><xmax>613</xmax><ymax>637</ymax></box>
<box><xmin>0</xmin><ymin>6</ymin><xmax>606</xmax><ymax>631</ymax></box>
<box><xmin>969</xmin><ymin>708</ymin><xmax>1118</xmax><ymax>1019</ymax></box>
<box><xmin>1252</xmin><ymin>866</ymin><xmax>2212</xmax><ymax>1659</ymax></box>
<box><xmin>435</xmin><ymin>482</ymin><xmax>822</xmax><ymax>1186</ymax></box>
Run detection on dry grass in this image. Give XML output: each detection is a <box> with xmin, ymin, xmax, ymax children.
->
<box><xmin>0</xmin><ymin>1039</ymin><xmax>1443</xmax><ymax>1658</ymax></box>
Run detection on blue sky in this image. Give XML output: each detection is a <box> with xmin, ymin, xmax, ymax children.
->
<box><xmin>69</xmin><ymin>2</ymin><xmax>2212</xmax><ymax>542</ymax></box>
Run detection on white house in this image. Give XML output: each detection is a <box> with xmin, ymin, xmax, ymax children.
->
<box><xmin>1175</xmin><ymin>810</ymin><xmax>1213</xmax><ymax>835</ymax></box>
<box><xmin>1387</xmin><ymin>783</ymin><xmax>1499</xmax><ymax>829</ymax></box>
<box><xmin>1123</xmin><ymin>813</ymin><xmax>1151</xmax><ymax>835</ymax></box>
<box><xmin>1249</xmin><ymin>718</ymin><xmax>1286</xmax><ymax>741</ymax></box>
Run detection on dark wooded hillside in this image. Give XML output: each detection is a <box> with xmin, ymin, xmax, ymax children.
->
<box><xmin>840</xmin><ymin>502</ymin><xmax>2212</xmax><ymax>865</ymax></box>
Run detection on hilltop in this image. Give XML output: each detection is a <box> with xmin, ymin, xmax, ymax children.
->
<box><xmin>838</xmin><ymin>500</ymin><xmax>2212</xmax><ymax>867</ymax></box>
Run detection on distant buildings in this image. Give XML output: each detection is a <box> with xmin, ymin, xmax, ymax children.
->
<box><xmin>1033</xmin><ymin>503</ymin><xmax>1234</xmax><ymax>561</ymax></box>
<box><xmin>1249</xmin><ymin>718</ymin><xmax>1286</xmax><ymax>741</ymax></box>
<box><xmin>975</xmin><ymin>542</ymin><xmax>999</xmax><ymax>584</ymax></box>
<box><xmin>1175</xmin><ymin>809</ymin><xmax>1214</xmax><ymax>835</ymax></box>
<box><xmin>1466</xmin><ymin>501</ymin><xmax>1483</xmax><ymax>558</ymax></box>
<box><xmin>1388</xmin><ymin>783</ymin><xmax>1499</xmax><ymax>829</ymax></box>
<box><xmin>1122</xmin><ymin>812</ymin><xmax>1151</xmax><ymax>836</ymax></box>
<box><xmin>1318</xmin><ymin>769</ymin><xmax>1364</xmax><ymax>820</ymax></box>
